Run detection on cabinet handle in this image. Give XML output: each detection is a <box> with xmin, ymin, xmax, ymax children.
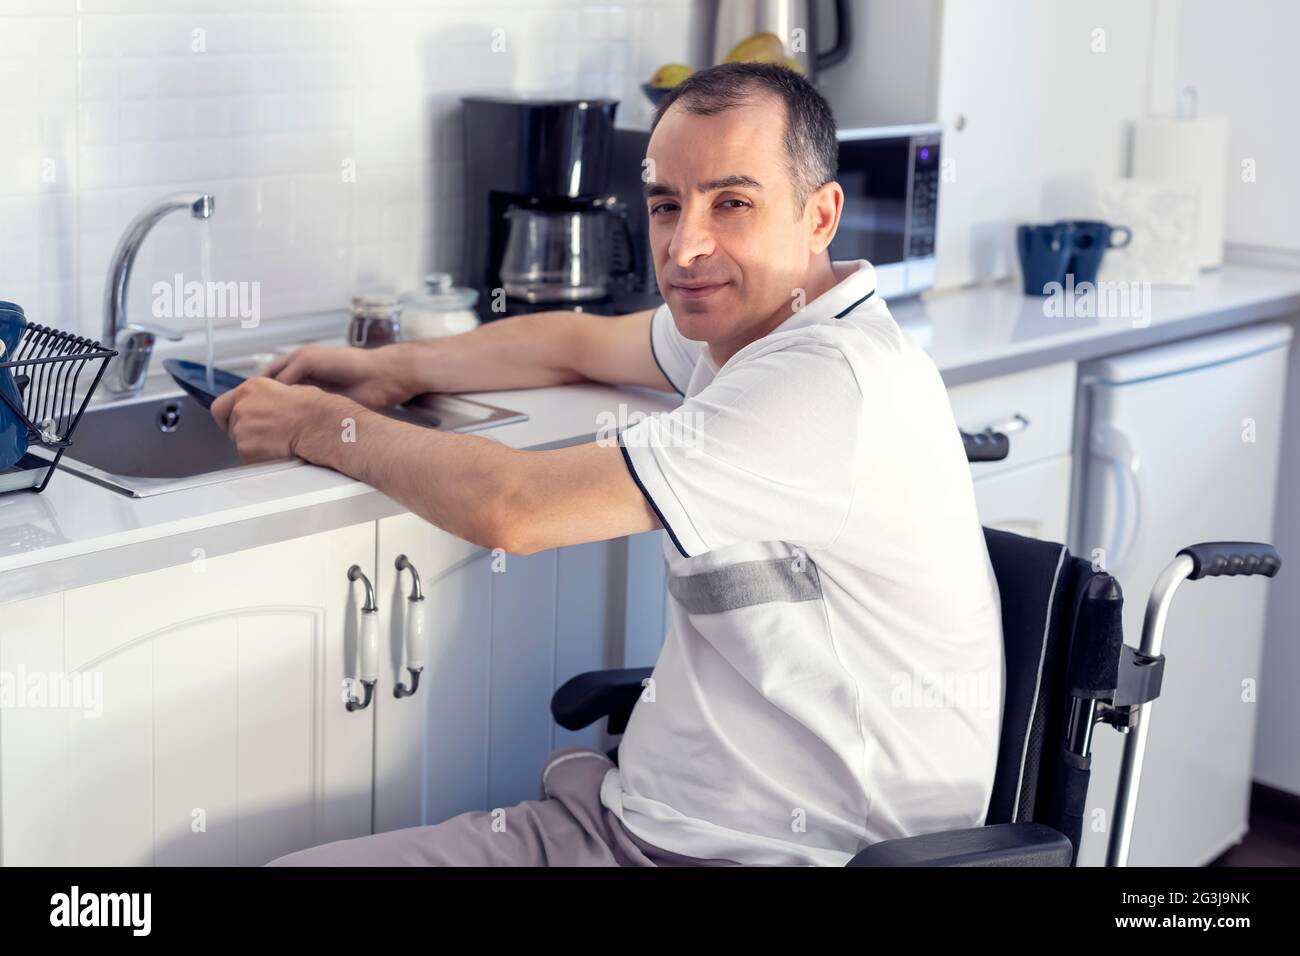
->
<box><xmin>977</xmin><ymin>412</ymin><xmax>1030</xmax><ymax>436</ymax></box>
<box><xmin>393</xmin><ymin>554</ymin><xmax>426</xmax><ymax>699</ymax></box>
<box><xmin>345</xmin><ymin>564</ymin><xmax>378</xmax><ymax>712</ymax></box>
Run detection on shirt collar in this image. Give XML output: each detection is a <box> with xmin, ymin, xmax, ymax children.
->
<box><xmin>698</xmin><ymin>260</ymin><xmax>880</xmax><ymax>374</ymax></box>
<box><xmin>769</xmin><ymin>259</ymin><xmax>879</xmax><ymax>337</ymax></box>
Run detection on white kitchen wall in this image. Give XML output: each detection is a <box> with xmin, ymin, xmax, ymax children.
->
<box><xmin>0</xmin><ymin>0</ymin><xmax>693</xmax><ymax>340</ymax></box>
<box><xmin>1175</xmin><ymin>0</ymin><xmax>1300</xmax><ymax>255</ymax></box>
<box><xmin>817</xmin><ymin>0</ymin><xmax>940</xmax><ymax>129</ymax></box>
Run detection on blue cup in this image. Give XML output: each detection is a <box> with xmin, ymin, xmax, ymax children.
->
<box><xmin>0</xmin><ymin>301</ymin><xmax>30</xmax><ymax>471</ymax></box>
<box><xmin>1016</xmin><ymin>223</ymin><xmax>1076</xmax><ymax>296</ymax></box>
<box><xmin>1056</xmin><ymin>220</ymin><xmax>1132</xmax><ymax>285</ymax></box>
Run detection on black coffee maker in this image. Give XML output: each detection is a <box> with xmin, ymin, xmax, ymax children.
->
<box><xmin>461</xmin><ymin>95</ymin><xmax>661</xmax><ymax>321</ymax></box>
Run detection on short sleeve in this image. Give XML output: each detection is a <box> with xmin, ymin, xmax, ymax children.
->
<box><xmin>648</xmin><ymin>305</ymin><xmax>703</xmax><ymax>396</ymax></box>
<box><xmin>618</xmin><ymin>343</ymin><xmax>863</xmax><ymax>557</ymax></box>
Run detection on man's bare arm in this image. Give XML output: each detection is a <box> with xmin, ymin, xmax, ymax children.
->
<box><xmin>289</xmin><ymin>394</ymin><xmax>661</xmax><ymax>554</ymax></box>
<box><xmin>390</xmin><ymin>308</ymin><xmax>676</xmax><ymax>395</ymax></box>
<box><xmin>239</xmin><ymin>308</ymin><xmax>679</xmax><ymax>552</ymax></box>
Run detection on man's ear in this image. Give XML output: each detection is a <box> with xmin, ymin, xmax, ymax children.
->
<box><xmin>807</xmin><ymin>181</ymin><xmax>843</xmax><ymax>255</ymax></box>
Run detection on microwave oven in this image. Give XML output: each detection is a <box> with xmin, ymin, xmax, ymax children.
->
<box><xmin>830</xmin><ymin>123</ymin><xmax>942</xmax><ymax>300</ymax></box>
<box><xmin>608</xmin><ymin>123</ymin><xmax>942</xmax><ymax>301</ymax></box>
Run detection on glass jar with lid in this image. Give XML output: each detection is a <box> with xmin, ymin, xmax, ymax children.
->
<box><xmin>399</xmin><ymin>273</ymin><xmax>480</xmax><ymax>340</ymax></box>
<box><xmin>349</xmin><ymin>292</ymin><xmax>402</xmax><ymax>349</ymax></box>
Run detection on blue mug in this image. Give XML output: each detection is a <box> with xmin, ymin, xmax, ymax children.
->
<box><xmin>0</xmin><ymin>301</ymin><xmax>30</xmax><ymax>471</ymax></box>
<box><xmin>1056</xmin><ymin>220</ymin><xmax>1132</xmax><ymax>285</ymax></box>
<box><xmin>1016</xmin><ymin>223</ymin><xmax>1076</xmax><ymax>296</ymax></box>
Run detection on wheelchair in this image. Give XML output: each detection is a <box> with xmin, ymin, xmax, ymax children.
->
<box><xmin>551</xmin><ymin>427</ymin><xmax>1283</xmax><ymax>866</ymax></box>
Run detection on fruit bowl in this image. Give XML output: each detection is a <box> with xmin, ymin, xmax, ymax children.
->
<box><xmin>641</xmin><ymin>82</ymin><xmax>673</xmax><ymax>108</ymax></box>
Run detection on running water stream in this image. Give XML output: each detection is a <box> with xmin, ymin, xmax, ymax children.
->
<box><xmin>199</xmin><ymin>219</ymin><xmax>214</xmax><ymax>392</ymax></box>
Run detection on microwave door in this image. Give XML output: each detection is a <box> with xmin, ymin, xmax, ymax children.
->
<box><xmin>831</xmin><ymin>136</ymin><xmax>911</xmax><ymax>294</ymax></box>
<box><xmin>830</xmin><ymin>127</ymin><xmax>940</xmax><ymax>299</ymax></box>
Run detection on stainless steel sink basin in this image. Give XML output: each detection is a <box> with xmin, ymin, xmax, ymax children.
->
<box><xmin>44</xmin><ymin>388</ymin><xmax>528</xmax><ymax>498</ymax></box>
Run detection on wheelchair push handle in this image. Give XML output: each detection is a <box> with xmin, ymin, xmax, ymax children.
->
<box><xmin>1108</xmin><ymin>539</ymin><xmax>1281</xmax><ymax>867</ymax></box>
<box><xmin>1138</xmin><ymin>541</ymin><xmax>1281</xmax><ymax>662</ymax></box>
<box><xmin>1175</xmin><ymin>541</ymin><xmax>1281</xmax><ymax>580</ymax></box>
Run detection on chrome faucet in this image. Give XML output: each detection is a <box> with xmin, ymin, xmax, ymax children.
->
<box><xmin>102</xmin><ymin>191</ymin><xmax>215</xmax><ymax>395</ymax></box>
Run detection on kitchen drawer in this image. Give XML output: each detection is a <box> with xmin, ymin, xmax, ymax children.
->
<box><xmin>972</xmin><ymin>453</ymin><xmax>1072</xmax><ymax>544</ymax></box>
<box><xmin>947</xmin><ymin>361</ymin><xmax>1077</xmax><ymax>477</ymax></box>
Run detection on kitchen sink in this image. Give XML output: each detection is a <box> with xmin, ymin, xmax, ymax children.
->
<box><xmin>43</xmin><ymin>387</ymin><xmax>528</xmax><ymax>498</ymax></box>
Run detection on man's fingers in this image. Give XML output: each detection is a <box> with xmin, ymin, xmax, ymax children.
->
<box><xmin>210</xmin><ymin>385</ymin><xmax>236</xmax><ymax>430</ymax></box>
<box><xmin>211</xmin><ymin>379</ymin><xmax>256</xmax><ymax>431</ymax></box>
<box><xmin>260</xmin><ymin>353</ymin><xmax>291</xmax><ymax>378</ymax></box>
<box><xmin>271</xmin><ymin>353</ymin><xmax>310</xmax><ymax>385</ymax></box>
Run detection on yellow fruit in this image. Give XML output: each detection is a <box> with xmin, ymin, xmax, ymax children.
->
<box><xmin>725</xmin><ymin>31</ymin><xmax>786</xmax><ymax>65</ymax></box>
<box><xmin>781</xmin><ymin>56</ymin><xmax>805</xmax><ymax>75</ymax></box>
<box><xmin>649</xmin><ymin>63</ymin><xmax>693</xmax><ymax>89</ymax></box>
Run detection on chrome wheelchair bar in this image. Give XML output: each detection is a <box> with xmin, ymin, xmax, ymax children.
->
<box><xmin>1106</xmin><ymin>553</ymin><xmax>1195</xmax><ymax>868</ymax></box>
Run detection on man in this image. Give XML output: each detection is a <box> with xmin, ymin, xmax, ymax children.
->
<box><xmin>218</xmin><ymin>62</ymin><xmax>1005</xmax><ymax>868</ymax></box>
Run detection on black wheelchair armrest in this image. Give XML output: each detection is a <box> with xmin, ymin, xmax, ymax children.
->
<box><xmin>551</xmin><ymin>667</ymin><xmax>653</xmax><ymax>734</ymax></box>
<box><xmin>846</xmin><ymin>822</ymin><xmax>1073</xmax><ymax>867</ymax></box>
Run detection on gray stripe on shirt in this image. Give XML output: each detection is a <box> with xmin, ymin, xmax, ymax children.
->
<box><xmin>667</xmin><ymin>557</ymin><xmax>822</xmax><ymax>614</ymax></box>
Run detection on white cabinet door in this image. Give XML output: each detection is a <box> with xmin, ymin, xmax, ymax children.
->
<box><xmin>0</xmin><ymin>593</ymin><xmax>67</xmax><ymax>866</ymax></box>
<box><xmin>373</xmin><ymin>515</ymin><xmax>492</xmax><ymax>834</ymax></box>
<box><xmin>0</xmin><ymin>524</ymin><xmax>376</xmax><ymax>866</ymax></box>
<box><xmin>932</xmin><ymin>0</ymin><xmax>1158</xmax><ymax>288</ymax></box>
<box><xmin>971</xmin><ymin>454</ymin><xmax>1073</xmax><ymax>543</ymax></box>
<box><xmin>373</xmin><ymin>514</ymin><xmax>631</xmax><ymax>834</ymax></box>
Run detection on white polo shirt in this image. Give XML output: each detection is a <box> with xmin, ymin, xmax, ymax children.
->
<box><xmin>601</xmin><ymin>259</ymin><xmax>1006</xmax><ymax>866</ymax></box>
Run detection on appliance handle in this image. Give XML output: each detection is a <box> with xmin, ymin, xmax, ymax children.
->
<box><xmin>608</xmin><ymin>201</ymin><xmax>641</xmax><ymax>285</ymax></box>
<box><xmin>1092</xmin><ymin>422</ymin><xmax>1143</xmax><ymax>573</ymax></box>
<box><xmin>812</xmin><ymin>0</ymin><xmax>852</xmax><ymax>71</ymax></box>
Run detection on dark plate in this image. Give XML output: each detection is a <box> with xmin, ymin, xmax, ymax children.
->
<box><xmin>163</xmin><ymin>358</ymin><xmax>246</xmax><ymax>409</ymax></box>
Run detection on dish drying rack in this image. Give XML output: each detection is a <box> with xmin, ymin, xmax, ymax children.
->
<box><xmin>0</xmin><ymin>323</ymin><xmax>117</xmax><ymax>495</ymax></box>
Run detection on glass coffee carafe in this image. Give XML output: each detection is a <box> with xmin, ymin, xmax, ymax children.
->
<box><xmin>499</xmin><ymin>200</ymin><xmax>634</xmax><ymax>304</ymax></box>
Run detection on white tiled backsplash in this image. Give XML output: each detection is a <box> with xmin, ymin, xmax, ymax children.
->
<box><xmin>0</xmin><ymin>0</ymin><xmax>693</xmax><ymax>340</ymax></box>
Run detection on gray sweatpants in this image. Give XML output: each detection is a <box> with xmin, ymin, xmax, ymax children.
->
<box><xmin>265</xmin><ymin>746</ymin><xmax>737</xmax><ymax>867</ymax></box>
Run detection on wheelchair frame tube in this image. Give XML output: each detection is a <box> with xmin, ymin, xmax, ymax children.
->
<box><xmin>1106</xmin><ymin>553</ymin><xmax>1195</xmax><ymax>868</ymax></box>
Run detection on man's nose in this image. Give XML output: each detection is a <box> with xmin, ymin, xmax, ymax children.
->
<box><xmin>668</xmin><ymin>207</ymin><xmax>715</xmax><ymax>267</ymax></box>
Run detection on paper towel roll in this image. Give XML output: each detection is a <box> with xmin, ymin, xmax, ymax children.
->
<box><xmin>1132</xmin><ymin>116</ymin><xmax>1229</xmax><ymax>269</ymax></box>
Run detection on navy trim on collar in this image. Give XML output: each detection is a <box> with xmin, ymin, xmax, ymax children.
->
<box><xmin>833</xmin><ymin>288</ymin><xmax>876</xmax><ymax>319</ymax></box>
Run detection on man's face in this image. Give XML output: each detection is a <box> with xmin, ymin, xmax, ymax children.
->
<box><xmin>644</xmin><ymin>95</ymin><xmax>832</xmax><ymax>346</ymax></box>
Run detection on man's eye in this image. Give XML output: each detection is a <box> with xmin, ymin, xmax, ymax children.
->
<box><xmin>650</xmin><ymin>202</ymin><xmax>679</xmax><ymax>216</ymax></box>
<box><xmin>719</xmin><ymin>199</ymin><xmax>750</xmax><ymax>210</ymax></box>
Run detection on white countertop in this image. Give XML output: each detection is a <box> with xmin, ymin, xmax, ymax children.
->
<box><xmin>3</xmin><ymin>260</ymin><xmax>1299</xmax><ymax>603</ymax></box>
<box><xmin>895</xmin><ymin>261</ymin><xmax>1300</xmax><ymax>386</ymax></box>
<box><xmin>0</xmin><ymin>379</ymin><xmax>681</xmax><ymax>601</ymax></box>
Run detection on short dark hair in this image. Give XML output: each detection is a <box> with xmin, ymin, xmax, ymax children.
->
<box><xmin>651</xmin><ymin>62</ymin><xmax>838</xmax><ymax>214</ymax></box>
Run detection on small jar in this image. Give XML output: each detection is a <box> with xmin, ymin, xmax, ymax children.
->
<box><xmin>399</xmin><ymin>273</ymin><xmax>480</xmax><ymax>340</ymax></box>
<box><xmin>349</xmin><ymin>293</ymin><xmax>402</xmax><ymax>349</ymax></box>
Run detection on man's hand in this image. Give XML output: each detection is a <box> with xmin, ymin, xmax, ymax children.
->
<box><xmin>262</xmin><ymin>343</ymin><xmax>421</xmax><ymax>409</ymax></box>
<box><xmin>211</xmin><ymin>376</ymin><xmax>358</xmax><ymax>465</ymax></box>
<box><xmin>210</xmin><ymin>374</ymin><xmax>662</xmax><ymax>554</ymax></box>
